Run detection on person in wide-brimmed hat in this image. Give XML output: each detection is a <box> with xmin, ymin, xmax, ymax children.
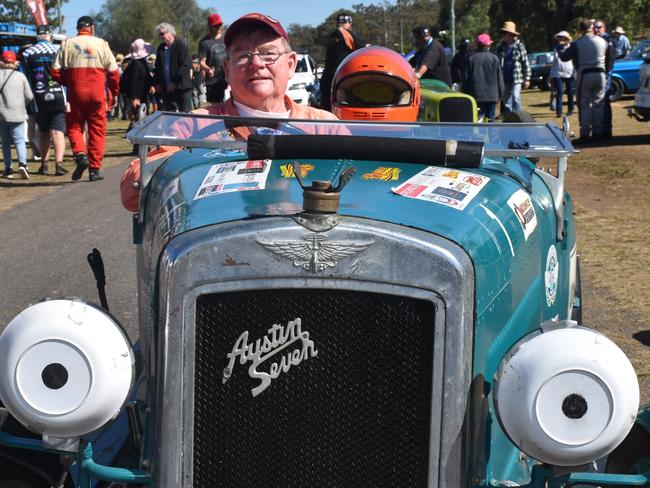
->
<box><xmin>496</xmin><ymin>20</ymin><xmax>531</xmax><ymax>114</ymax></box>
<box><xmin>550</xmin><ymin>31</ymin><xmax>575</xmax><ymax>118</ymax></box>
<box><xmin>612</xmin><ymin>26</ymin><xmax>631</xmax><ymax>59</ymax></box>
<box><xmin>499</xmin><ymin>21</ymin><xmax>520</xmax><ymax>36</ymax></box>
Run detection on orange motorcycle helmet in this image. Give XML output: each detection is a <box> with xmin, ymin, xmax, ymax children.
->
<box><xmin>331</xmin><ymin>46</ymin><xmax>420</xmax><ymax>122</ymax></box>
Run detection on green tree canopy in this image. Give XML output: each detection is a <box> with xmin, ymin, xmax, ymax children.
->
<box><xmin>95</xmin><ymin>0</ymin><xmax>213</xmax><ymax>55</ymax></box>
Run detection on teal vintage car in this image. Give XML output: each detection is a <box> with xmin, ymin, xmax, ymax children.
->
<box><xmin>0</xmin><ymin>113</ymin><xmax>648</xmax><ymax>487</ymax></box>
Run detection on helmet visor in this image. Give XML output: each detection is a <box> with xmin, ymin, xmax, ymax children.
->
<box><xmin>334</xmin><ymin>73</ymin><xmax>413</xmax><ymax>107</ymax></box>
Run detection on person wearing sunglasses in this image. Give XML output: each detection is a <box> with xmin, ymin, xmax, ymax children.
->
<box><xmin>593</xmin><ymin>20</ymin><xmax>616</xmax><ymax>140</ymax></box>
<box><xmin>560</xmin><ymin>18</ymin><xmax>613</xmax><ymax>144</ymax></box>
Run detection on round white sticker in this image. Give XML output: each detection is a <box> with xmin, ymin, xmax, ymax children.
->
<box><xmin>545</xmin><ymin>245</ymin><xmax>559</xmax><ymax>307</ymax></box>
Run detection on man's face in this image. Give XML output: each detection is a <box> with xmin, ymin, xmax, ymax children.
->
<box><xmin>224</xmin><ymin>30</ymin><xmax>297</xmax><ymax>110</ymax></box>
<box><xmin>158</xmin><ymin>29</ymin><xmax>174</xmax><ymax>47</ymax></box>
<box><xmin>593</xmin><ymin>23</ymin><xmax>605</xmax><ymax>35</ymax></box>
<box><xmin>501</xmin><ymin>32</ymin><xmax>515</xmax><ymax>45</ymax></box>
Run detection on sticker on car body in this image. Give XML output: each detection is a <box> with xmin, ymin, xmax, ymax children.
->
<box><xmin>545</xmin><ymin>245</ymin><xmax>559</xmax><ymax>307</ymax></box>
<box><xmin>362</xmin><ymin>167</ymin><xmax>401</xmax><ymax>181</ymax></box>
<box><xmin>508</xmin><ymin>189</ymin><xmax>537</xmax><ymax>241</ymax></box>
<box><xmin>391</xmin><ymin>166</ymin><xmax>490</xmax><ymax>210</ymax></box>
<box><xmin>280</xmin><ymin>163</ymin><xmax>314</xmax><ymax>179</ymax></box>
<box><xmin>194</xmin><ymin>160</ymin><xmax>272</xmax><ymax>200</ymax></box>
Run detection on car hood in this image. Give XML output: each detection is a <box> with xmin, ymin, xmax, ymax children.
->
<box><xmin>614</xmin><ymin>58</ymin><xmax>643</xmax><ymax>71</ymax></box>
<box><xmin>143</xmin><ymin>150</ymin><xmax>558</xmax><ymax>315</ymax></box>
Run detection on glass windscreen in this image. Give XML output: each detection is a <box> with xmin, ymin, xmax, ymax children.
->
<box><xmin>126</xmin><ymin>111</ymin><xmax>575</xmax><ymax>158</ymax></box>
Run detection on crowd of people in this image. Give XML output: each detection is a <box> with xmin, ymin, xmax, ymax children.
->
<box><xmin>0</xmin><ymin>11</ymin><xmax>634</xmax><ymax>182</ymax></box>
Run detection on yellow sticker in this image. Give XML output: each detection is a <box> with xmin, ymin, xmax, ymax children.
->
<box><xmin>280</xmin><ymin>163</ymin><xmax>314</xmax><ymax>178</ymax></box>
<box><xmin>442</xmin><ymin>170</ymin><xmax>459</xmax><ymax>179</ymax></box>
<box><xmin>361</xmin><ymin>167</ymin><xmax>401</xmax><ymax>181</ymax></box>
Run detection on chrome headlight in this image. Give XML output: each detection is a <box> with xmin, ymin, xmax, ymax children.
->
<box><xmin>0</xmin><ymin>299</ymin><xmax>134</xmax><ymax>438</ymax></box>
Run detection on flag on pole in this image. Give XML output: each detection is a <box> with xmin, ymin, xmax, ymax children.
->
<box><xmin>26</xmin><ymin>0</ymin><xmax>48</xmax><ymax>26</ymax></box>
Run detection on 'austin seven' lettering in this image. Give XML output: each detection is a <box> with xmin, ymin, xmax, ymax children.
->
<box><xmin>222</xmin><ymin>318</ymin><xmax>318</xmax><ymax>397</ymax></box>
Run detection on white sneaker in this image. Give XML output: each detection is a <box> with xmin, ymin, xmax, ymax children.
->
<box><xmin>18</xmin><ymin>164</ymin><xmax>30</xmax><ymax>180</ymax></box>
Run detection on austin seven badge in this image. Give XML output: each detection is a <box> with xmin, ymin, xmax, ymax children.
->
<box><xmin>222</xmin><ymin>318</ymin><xmax>317</xmax><ymax>397</ymax></box>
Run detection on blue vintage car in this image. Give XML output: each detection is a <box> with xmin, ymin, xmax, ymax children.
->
<box><xmin>0</xmin><ymin>114</ymin><xmax>648</xmax><ymax>487</ymax></box>
<box><xmin>611</xmin><ymin>38</ymin><xmax>650</xmax><ymax>101</ymax></box>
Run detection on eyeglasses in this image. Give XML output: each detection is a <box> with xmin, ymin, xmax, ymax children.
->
<box><xmin>158</xmin><ymin>31</ymin><xmax>167</xmax><ymax>37</ymax></box>
<box><xmin>229</xmin><ymin>49</ymin><xmax>289</xmax><ymax>66</ymax></box>
<box><xmin>594</xmin><ymin>25</ymin><xmax>604</xmax><ymax>30</ymax></box>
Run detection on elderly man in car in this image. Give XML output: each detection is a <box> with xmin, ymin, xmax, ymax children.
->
<box><xmin>121</xmin><ymin>12</ymin><xmax>337</xmax><ymax>211</ymax></box>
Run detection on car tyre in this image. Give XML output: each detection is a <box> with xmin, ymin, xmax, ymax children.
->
<box><xmin>540</xmin><ymin>76</ymin><xmax>551</xmax><ymax>91</ymax></box>
<box><xmin>0</xmin><ymin>468</ymin><xmax>48</xmax><ymax>488</ymax></box>
<box><xmin>571</xmin><ymin>256</ymin><xmax>583</xmax><ymax>324</ymax></box>
<box><xmin>502</xmin><ymin>110</ymin><xmax>536</xmax><ymax>123</ymax></box>
<box><xmin>609</xmin><ymin>78</ymin><xmax>625</xmax><ymax>102</ymax></box>
<box><xmin>605</xmin><ymin>423</ymin><xmax>650</xmax><ymax>487</ymax></box>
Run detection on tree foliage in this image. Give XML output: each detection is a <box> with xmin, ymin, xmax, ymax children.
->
<box><xmin>95</xmin><ymin>0</ymin><xmax>211</xmax><ymax>54</ymax></box>
<box><xmin>0</xmin><ymin>0</ymin><xmax>68</xmax><ymax>30</ymax></box>
<box><xmin>440</xmin><ymin>0</ymin><xmax>650</xmax><ymax>52</ymax></box>
<box><xmin>25</xmin><ymin>0</ymin><xmax>649</xmax><ymax>60</ymax></box>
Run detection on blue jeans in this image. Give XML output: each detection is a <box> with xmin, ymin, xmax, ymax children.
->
<box><xmin>0</xmin><ymin>121</ymin><xmax>27</xmax><ymax>171</ymax></box>
<box><xmin>477</xmin><ymin>101</ymin><xmax>497</xmax><ymax>121</ymax></box>
<box><xmin>553</xmin><ymin>77</ymin><xmax>575</xmax><ymax>116</ymax></box>
<box><xmin>503</xmin><ymin>81</ymin><xmax>522</xmax><ymax>113</ymax></box>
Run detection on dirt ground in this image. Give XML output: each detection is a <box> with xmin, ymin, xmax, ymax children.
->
<box><xmin>523</xmin><ymin>90</ymin><xmax>650</xmax><ymax>405</ymax></box>
<box><xmin>1</xmin><ymin>96</ymin><xmax>648</xmax><ymax>405</ymax></box>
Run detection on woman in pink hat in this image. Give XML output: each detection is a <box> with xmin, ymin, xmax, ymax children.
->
<box><xmin>464</xmin><ymin>34</ymin><xmax>504</xmax><ymax>121</ymax></box>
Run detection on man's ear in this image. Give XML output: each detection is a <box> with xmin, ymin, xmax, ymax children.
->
<box><xmin>286</xmin><ymin>51</ymin><xmax>297</xmax><ymax>78</ymax></box>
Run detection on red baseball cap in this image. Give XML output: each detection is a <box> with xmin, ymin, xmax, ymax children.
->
<box><xmin>224</xmin><ymin>12</ymin><xmax>289</xmax><ymax>48</ymax></box>
<box><xmin>2</xmin><ymin>50</ymin><xmax>17</xmax><ymax>63</ymax></box>
<box><xmin>208</xmin><ymin>13</ymin><xmax>223</xmax><ymax>27</ymax></box>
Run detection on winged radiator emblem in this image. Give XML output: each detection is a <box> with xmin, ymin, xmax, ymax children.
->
<box><xmin>257</xmin><ymin>233</ymin><xmax>373</xmax><ymax>273</ymax></box>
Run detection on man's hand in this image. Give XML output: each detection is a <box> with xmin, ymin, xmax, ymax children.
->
<box><xmin>131</xmin><ymin>98</ymin><xmax>141</xmax><ymax>109</ymax></box>
<box><xmin>523</xmin><ymin>80</ymin><xmax>530</xmax><ymax>89</ymax></box>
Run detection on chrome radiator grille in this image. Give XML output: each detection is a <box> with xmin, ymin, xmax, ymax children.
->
<box><xmin>193</xmin><ymin>288</ymin><xmax>436</xmax><ymax>487</ymax></box>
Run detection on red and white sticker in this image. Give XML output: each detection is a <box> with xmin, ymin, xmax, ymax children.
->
<box><xmin>507</xmin><ymin>189</ymin><xmax>537</xmax><ymax>241</ymax></box>
<box><xmin>392</xmin><ymin>166</ymin><xmax>490</xmax><ymax>210</ymax></box>
<box><xmin>194</xmin><ymin>160</ymin><xmax>271</xmax><ymax>200</ymax></box>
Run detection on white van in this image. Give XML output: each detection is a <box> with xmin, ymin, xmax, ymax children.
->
<box><xmin>287</xmin><ymin>54</ymin><xmax>316</xmax><ymax>105</ymax></box>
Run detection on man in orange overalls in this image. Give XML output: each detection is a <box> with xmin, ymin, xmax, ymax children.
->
<box><xmin>52</xmin><ymin>16</ymin><xmax>120</xmax><ymax>181</ymax></box>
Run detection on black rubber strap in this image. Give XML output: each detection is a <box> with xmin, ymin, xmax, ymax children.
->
<box><xmin>247</xmin><ymin>134</ymin><xmax>483</xmax><ymax>168</ymax></box>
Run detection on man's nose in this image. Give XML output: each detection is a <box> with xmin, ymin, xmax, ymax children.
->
<box><xmin>249</xmin><ymin>53</ymin><xmax>266</xmax><ymax>68</ymax></box>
